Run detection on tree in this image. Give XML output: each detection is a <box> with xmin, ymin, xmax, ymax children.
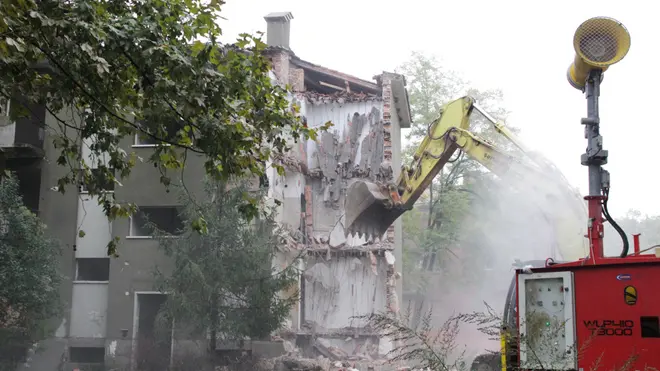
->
<box><xmin>0</xmin><ymin>174</ymin><xmax>62</xmax><ymax>370</ymax></box>
<box><xmin>151</xmin><ymin>178</ymin><xmax>299</xmax><ymax>352</ymax></box>
<box><xmin>0</xmin><ymin>0</ymin><xmax>327</xmax><ymax>255</ymax></box>
<box><xmin>397</xmin><ymin>52</ymin><xmax>517</xmax><ymax>294</ymax></box>
<box><xmin>398</xmin><ymin>52</ymin><xmax>510</xmax><ymax>145</ymax></box>
<box><xmin>395</xmin><ymin>52</ymin><xmax>522</xmax><ymax>332</ymax></box>
<box><xmin>604</xmin><ymin>209</ymin><xmax>660</xmax><ymax>257</ymax></box>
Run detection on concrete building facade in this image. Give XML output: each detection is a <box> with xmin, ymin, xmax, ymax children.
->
<box><xmin>1</xmin><ymin>12</ymin><xmax>411</xmax><ymax>370</ymax></box>
<box><xmin>262</xmin><ymin>12</ymin><xmax>411</xmax><ymax>357</ymax></box>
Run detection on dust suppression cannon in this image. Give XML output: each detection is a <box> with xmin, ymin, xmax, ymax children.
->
<box><xmin>497</xmin><ymin>17</ymin><xmax>660</xmax><ymax>371</ymax></box>
<box><xmin>567</xmin><ymin>17</ymin><xmax>631</xmax><ymax>90</ymax></box>
<box><xmin>471</xmin><ymin>15</ymin><xmax>660</xmax><ymax>371</ymax></box>
<box><xmin>568</xmin><ymin>16</ymin><xmax>631</xmax><ymax>262</ymax></box>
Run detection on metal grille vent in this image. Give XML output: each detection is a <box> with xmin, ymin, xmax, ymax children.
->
<box><xmin>574</xmin><ymin>17</ymin><xmax>631</xmax><ymax>67</ymax></box>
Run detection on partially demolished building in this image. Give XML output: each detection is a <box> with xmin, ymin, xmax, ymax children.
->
<box><xmin>0</xmin><ymin>11</ymin><xmax>412</xmax><ymax>370</ymax></box>
<box><xmin>262</xmin><ymin>12</ymin><xmax>412</xmax><ymax>358</ymax></box>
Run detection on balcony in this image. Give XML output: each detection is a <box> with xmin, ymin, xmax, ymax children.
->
<box><xmin>0</xmin><ymin>98</ymin><xmax>45</xmax><ymax>213</ymax></box>
<box><xmin>0</xmin><ymin>97</ymin><xmax>45</xmax><ymax>160</ymax></box>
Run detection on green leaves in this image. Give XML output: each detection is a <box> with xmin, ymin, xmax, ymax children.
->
<box><xmin>190</xmin><ymin>216</ymin><xmax>208</xmax><ymax>234</ymax></box>
<box><xmin>0</xmin><ymin>0</ymin><xmax>323</xmax><ymax>255</ymax></box>
<box><xmin>398</xmin><ymin>51</ymin><xmax>516</xmax><ymax>292</ymax></box>
<box><xmin>152</xmin><ymin>177</ymin><xmax>299</xmax><ymax>341</ymax></box>
<box><xmin>5</xmin><ymin>37</ymin><xmax>25</xmax><ymax>52</ymax></box>
<box><xmin>0</xmin><ymin>174</ymin><xmax>63</xmax><ymax>365</ymax></box>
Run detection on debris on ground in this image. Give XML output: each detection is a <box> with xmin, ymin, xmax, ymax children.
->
<box><xmin>257</xmin><ymin>327</ymin><xmax>413</xmax><ymax>371</ymax></box>
<box><xmin>275</xmin><ymin>355</ymin><xmax>328</xmax><ymax>371</ymax></box>
<box><xmin>313</xmin><ymin>338</ymin><xmax>349</xmax><ymax>360</ymax></box>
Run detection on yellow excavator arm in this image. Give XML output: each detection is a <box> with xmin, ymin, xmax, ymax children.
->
<box><xmin>396</xmin><ymin>96</ymin><xmax>537</xmax><ymax>209</ymax></box>
<box><xmin>344</xmin><ymin>95</ymin><xmax>588</xmax><ymax>260</ymax></box>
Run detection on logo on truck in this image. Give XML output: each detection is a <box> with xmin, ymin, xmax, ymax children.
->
<box><xmin>624</xmin><ymin>285</ymin><xmax>637</xmax><ymax>305</ymax></box>
<box><xmin>616</xmin><ymin>273</ymin><xmax>632</xmax><ymax>281</ymax></box>
<box><xmin>583</xmin><ymin>320</ymin><xmax>634</xmax><ymax>336</ymax></box>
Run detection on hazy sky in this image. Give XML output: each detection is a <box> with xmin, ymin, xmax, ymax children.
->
<box><xmin>219</xmin><ymin>0</ymin><xmax>659</xmax><ymax>218</ymax></box>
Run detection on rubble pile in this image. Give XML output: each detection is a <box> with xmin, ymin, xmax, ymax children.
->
<box><xmin>266</xmin><ymin>354</ymin><xmax>399</xmax><ymax>371</ymax></box>
<box><xmin>254</xmin><ymin>334</ymin><xmax>407</xmax><ymax>371</ymax></box>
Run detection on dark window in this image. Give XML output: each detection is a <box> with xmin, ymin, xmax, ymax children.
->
<box><xmin>69</xmin><ymin>346</ymin><xmax>105</xmax><ymax>363</ymax></box>
<box><xmin>76</xmin><ymin>258</ymin><xmax>110</xmax><ymax>281</ymax></box>
<box><xmin>641</xmin><ymin>316</ymin><xmax>660</xmax><ymax>338</ymax></box>
<box><xmin>136</xmin><ymin>293</ymin><xmax>171</xmax><ymax>368</ymax></box>
<box><xmin>130</xmin><ymin>206</ymin><xmax>184</xmax><ymax>236</ymax></box>
<box><xmin>81</xmin><ymin>168</ymin><xmax>115</xmax><ymax>193</ymax></box>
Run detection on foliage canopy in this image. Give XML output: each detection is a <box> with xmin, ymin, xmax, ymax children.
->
<box><xmin>152</xmin><ymin>178</ymin><xmax>299</xmax><ymax>348</ymax></box>
<box><xmin>0</xmin><ymin>0</ymin><xmax>325</xmax><ymax>254</ymax></box>
<box><xmin>397</xmin><ymin>52</ymin><xmax>517</xmax><ymax>295</ymax></box>
<box><xmin>0</xmin><ymin>174</ymin><xmax>62</xmax><ymax>369</ymax></box>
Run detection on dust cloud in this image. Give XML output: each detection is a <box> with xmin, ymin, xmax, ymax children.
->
<box><xmin>421</xmin><ymin>149</ymin><xmax>589</xmax><ymax>363</ymax></box>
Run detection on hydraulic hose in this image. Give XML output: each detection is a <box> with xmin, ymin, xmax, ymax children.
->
<box><xmin>601</xmin><ymin>189</ymin><xmax>629</xmax><ymax>257</ymax></box>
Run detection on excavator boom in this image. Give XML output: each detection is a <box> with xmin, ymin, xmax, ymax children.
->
<box><xmin>344</xmin><ymin>96</ymin><xmax>587</xmax><ymax>259</ymax></box>
<box><xmin>345</xmin><ymin>96</ymin><xmax>516</xmax><ymax>239</ymax></box>
<box><xmin>345</xmin><ymin>96</ymin><xmax>473</xmax><ymax>240</ymax></box>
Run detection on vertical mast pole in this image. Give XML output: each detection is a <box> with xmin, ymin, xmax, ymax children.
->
<box><xmin>581</xmin><ymin>69</ymin><xmax>608</xmax><ymax>261</ymax></box>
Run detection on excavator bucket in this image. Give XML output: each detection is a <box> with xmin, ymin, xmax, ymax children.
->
<box><xmin>344</xmin><ymin>180</ymin><xmax>404</xmax><ymax>240</ymax></box>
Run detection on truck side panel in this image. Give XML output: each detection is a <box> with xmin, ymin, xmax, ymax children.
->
<box><xmin>573</xmin><ymin>263</ymin><xmax>660</xmax><ymax>369</ymax></box>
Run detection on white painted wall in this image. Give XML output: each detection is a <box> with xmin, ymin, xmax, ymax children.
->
<box><xmin>69</xmin><ymin>137</ymin><xmax>112</xmax><ymax>340</ymax></box>
<box><xmin>0</xmin><ymin>98</ymin><xmax>14</xmax><ymax>146</ymax></box>
<box><xmin>280</xmin><ymin>172</ymin><xmax>304</xmax><ymax>230</ymax></box>
<box><xmin>69</xmin><ymin>283</ymin><xmax>109</xmax><ymax>338</ymax></box>
<box><xmin>81</xmin><ymin>135</ymin><xmax>111</xmax><ymax>167</ymax></box>
<box><xmin>0</xmin><ymin>122</ymin><xmax>15</xmax><ymax>147</ymax></box>
<box><xmin>75</xmin><ymin>195</ymin><xmax>112</xmax><ymax>258</ymax></box>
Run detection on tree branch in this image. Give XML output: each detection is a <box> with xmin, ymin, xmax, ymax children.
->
<box><xmin>29</xmin><ymin>32</ymin><xmax>205</xmax><ymax>153</ymax></box>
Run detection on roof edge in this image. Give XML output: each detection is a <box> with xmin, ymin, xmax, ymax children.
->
<box><xmin>290</xmin><ymin>56</ymin><xmax>380</xmax><ymax>94</ymax></box>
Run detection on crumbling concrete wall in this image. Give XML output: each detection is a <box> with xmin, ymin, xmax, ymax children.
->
<box><xmin>302</xmin><ymin>99</ymin><xmax>391</xmax><ymax>246</ymax></box>
<box><xmin>265</xmin><ymin>47</ymin><xmax>405</xmax><ymax>356</ymax></box>
<box><xmin>302</xmin><ymin>252</ymin><xmax>388</xmax><ymax>329</ymax></box>
<box><xmin>267</xmin><ymin>89</ymin><xmax>399</xmax><ymax>334</ymax></box>
<box><xmin>295</xmin><ymin>94</ymin><xmax>401</xmax><ymax>335</ymax></box>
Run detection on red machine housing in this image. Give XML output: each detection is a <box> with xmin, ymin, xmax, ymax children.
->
<box><xmin>515</xmin><ymin>254</ymin><xmax>660</xmax><ymax>370</ymax></box>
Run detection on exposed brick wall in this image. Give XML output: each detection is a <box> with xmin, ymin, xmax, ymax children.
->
<box><xmin>289</xmin><ymin>68</ymin><xmax>305</xmax><ymax>92</ymax></box>
<box><xmin>386</xmin><ymin>263</ymin><xmax>399</xmax><ymax>315</ymax></box>
<box><xmin>304</xmin><ymin>185</ymin><xmax>313</xmax><ymax>238</ymax></box>
<box><xmin>379</xmin><ymin>75</ymin><xmax>396</xmax><ymax>242</ymax></box>
<box><xmin>378</xmin><ymin>73</ymin><xmax>403</xmax><ymax>319</ymax></box>
<box><xmin>268</xmin><ymin>50</ymin><xmax>290</xmax><ymax>86</ymax></box>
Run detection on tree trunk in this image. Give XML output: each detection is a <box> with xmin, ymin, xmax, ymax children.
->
<box><xmin>412</xmin><ymin>172</ymin><xmax>443</xmax><ymax>328</ymax></box>
<box><xmin>208</xmin><ymin>293</ymin><xmax>218</xmax><ymax>353</ymax></box>
<box><xmin>427</xmin><ymin>182</ymin><xmax>433</xmax><ymax>228</ymax></box>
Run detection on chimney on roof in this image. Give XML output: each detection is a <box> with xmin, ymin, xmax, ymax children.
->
<box><xmin>264</xmin><ymin>12</ymin><xmax>294</xmax><ymax>50</ymax></box>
